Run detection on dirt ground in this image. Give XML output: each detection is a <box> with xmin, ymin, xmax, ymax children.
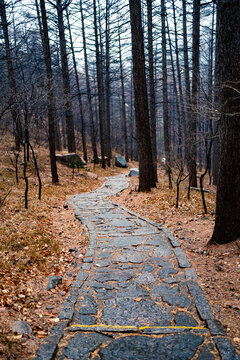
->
<box><xmin>0</xmin><ymin>146</ymin><xmax>239</xmax><ymax>358</ymax></box>
<box><xmin>111</xmin><ymin>170</ymin><xmax>240</xmax><ymax>354</ymax></box>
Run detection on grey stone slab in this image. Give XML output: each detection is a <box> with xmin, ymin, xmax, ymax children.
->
<box><xmin>153</xmin><ymin>246</ymin><xmax>172</xmax><ymax>257</ymax></box>
<box><xmin>206</xmin><ymin>319</ymin><xmax>226</xmax><ymax>336</ymax></box>
<box><xmin>174</xmin><ymin>248</ymin><xmax>191</xmax><ymax>268</ymax></box>
<box><xmin>174</xmin><ymin>312</ymin><xmax>198</xmax><ymax>327</ymax></box>
<box><xmin>83</xmin><ymin>257</ymin><xmax>93</xmax><ymax>263</ymax></box>
<box><xmin>197</xmin><ymin>345</ymin><xmax>215</xmax><ymax>360</ymax></box>
<box><xmin>99</xmin><ymin>334</ymin><xmax>203</xmax><ymax>360</ymax></box>
<box><xmin>115</xmin><ymin>252</ymin><xmax>147</xmax><ymax>263</ymax></box>
<box><xmin>163</xmin><ymin>294</ymin><xmax>191</xmax><ymax>308</ymax></box>
<box><xmin>81</xmin><ymin>263</ymin><xmax>91</xmax><ymax>270</ymax></box>
<box><xmin>214</xmin><ymin>337</ymin><xmax>240</xmax><ymax>360</ymax></box>
<box><xmin>167</xmin><ymin>233</ymin><xmax>181</xmax><ymax>247</ymax></box>
<box><xmin>108</xmin><ymin>235</ymin><xmax>150</xmax><ymax>248</ymax></box>
<box><xmin>94</xmin><ymin>260</ymin><xmax>111</xmax><ymax>268</ymax></box>
<box><xmin>185</xmin><ymin>268</ymin><xmax>198</xmax><ymax>281</ymax></box>
<box><xmin>78</xmin><ymin>314</ymin><xmax>96</xmax><ymax>325</ymax></box>
<box><xmin>157</xmin><ymin>268</ymin><xmax>178</xmax><ymax>278</ymax></box>
<box><xmin>94</xmin><ymin>270</ymin><xmax>134</xmax><ymax>283</ymax></box>
<box><xmin>62</xmin><ymin>332</ymin><xmax>110</xmax><ymax>360</ymax></box>
<box><xmin>34</xmin><ymin>321</ymin><xmax>69</xmax><ymax>360</ymax></box>
<box><xmin>101</xmin><ymin>298</ymin><xmax>172</xmax><ymax>326</ymax></box>
<box><xmin>135</xmin><ymin>273</ymin><xmax>157</xmax><ymax>285</ymax></box>
<box><xmin>76</xmin><ymin>272</ymin><xmax>88</xmax><ymax>282</ymax></box>
<box><xmin>59</xmin><ymin>295</ymin><xmax>78</xmax><ymax>320</ymax></box>
<box><xmin>150</xmin><ymin>284</ymin><xmax>180</xmax><ymax>298</ymax></box>
<box><xmin>187</xmin><ymin>281</ymin><xmax>214</xmax><ymax>320</ymax></box>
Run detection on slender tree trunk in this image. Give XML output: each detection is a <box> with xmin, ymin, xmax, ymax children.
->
<box><xmin>80</xmin><ymin>0</ymin><xmax>99</xmax><ymax>164</ymax></box>
<box><xmin>0</xmin><ymin>0</ymin><xmax>21</xmax><ymax>150</ymax></box>
<box><xmin>167</xmin><ymin>18</ymin><xmax>182</xmax><ymax>163</ymax></box>
<box><xmin>38</xmin><ymin>0</ymin><xmax>58</xmax><ymax>183</ymax></box>
<box><xmin>210</xmin><ymin>0</ymin><xmax>240</xmax><ymax>244</ymax></box>
<box><xmin>129</xmin><ymin>0</ymin><xmax>155</xmax><ymax>191</ymax></box>
<box><xmin>182</xmin><ymin>0</ymin><xmax>191</xmax><ymax>166</ymax></box>
<box><xmin>105</xmin><ymin>0</ymin><xmax>112</xmax><ymax>166</ymax></box>
<box><xmin>189</xmin><ymin>0</ymin><xmax>200</xmax><ymax>187</ymax></box>
<box><xmin>147</xmin><ymin>0</ymin><xmax>157</xmax><ymax>181</ymax></box>
<box><xmin>161</xmin><ymin>0</ymin><xmax>171</xmax><ymax>164</ymax></box>
<box><xmin>118</xmin><ymin>24</ymin><xmax>129</xmax><ymax>162</ymax></box>
<box><xmin>56</xmin><ymin>0</ymin><xmax>76</xmax><ymax>153</ymax></box>
<box><xmin>66</xmin><ymin>9</ymin><xmax>87</xmax><ymax>162</ymax></box>
<box><xmin>93</xmin><ymin>0</ymin><xmax>105</xmax><ymax>168</ymax></box>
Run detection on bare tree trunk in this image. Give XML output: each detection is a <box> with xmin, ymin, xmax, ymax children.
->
<box><xmin>38</xmin><ymin>0</ymin><xmax>59</xmax><ymax>183</ymax></box>
<box><xmin>118</xmin><ymin>24</ymin><xmax>129</xmax><ymax>163</ymax></box>
<box><xmin>56</xmin><ymin>0</ymin><xmax>76</xmax><ymax>153</ymax></box>
<box><xmin>189</xmin><ymin>0</ymin><xmax>200</xmax><ymax>187</ymax></box>
<box><xmin>66</xmin><ymin>8</ymin><xmax>87</xmax><ymax>162</ymax></box>
<box><xmin>0</xmin><ymin>0</ymin><xmax>21</xmax><ymax>150</ymax></box>
<box><xmin>210</xmin><ymin>0</ymin><xmax>240</xmax><ymax>244</ymax></box>
<box><xmin>80</xmin><ymin>0</ymin><xmax>99</xmax><ymax>164</ymax></box>
<box><xmin>129</xmin><ymin>0</ymin><xmax>155</xmax><ymax>191</ymax></box>
<box><xmin>93</xmin><ymin>0</ymin><xmax>105</xmax><ymax>168</ymax></box>
<box><xmin>147</xmin><ymin>0</ymin><xmax>157</xmax><ymax>181</ymax></box>
<box><xmin>105</xmin><ymin>0</ymin><xmax>112</xmax><ymax>166</ymax></box>
<box><xmin>161</xmin><ymin>0</ymin><xmax>171</xmax><ymax>164</ymax></box>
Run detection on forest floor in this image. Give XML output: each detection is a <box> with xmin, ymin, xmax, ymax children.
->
<box><xmin>0</xmin><ymin>139</ymin><xmax>239</xmax><ymax>358</ymax></box>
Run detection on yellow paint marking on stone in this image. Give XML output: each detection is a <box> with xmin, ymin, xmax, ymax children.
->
<box><xmin>70</xmin><ymin>324</ymin><xmax>206</xmax><ymax>331</ymax></box>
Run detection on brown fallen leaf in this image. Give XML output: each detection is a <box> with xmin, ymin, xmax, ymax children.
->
<box><xmin>134</xmin><ymin>298</ymin><xmax>142</xmax><ymax>302</ymax></box>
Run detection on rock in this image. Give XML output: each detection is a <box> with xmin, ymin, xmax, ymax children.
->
<box><xmin>115</xmin><ymin>155</ymin><xmax>128</xmax><ymax>168</ymax></box>
<box><xmin>129</xmin><ymin>168</ymin><xmax>139</xmax><ymax>177</ymax></box>
<box><xmin>86</xmin><ymin>172</ymin><xmax>98</xmax><ymax>180</ymax></box>
<box><xmin>56</xmin><ymin>153</ymin><xmax>84</xmax><ymax>169</ymax></box>
<box><xmin>47</xmin><ymin>276</ymin><xmax>62</xmax><ymax>291</ymax></box>
<box><xmin>12</xmin><ymin>320</ymin><xmax>32</xmax><ymax>335</ymax></box>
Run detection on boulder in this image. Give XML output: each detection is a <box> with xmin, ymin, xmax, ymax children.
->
<box><xmin>47</xmin><ymin>276</ymin><xmax>62</xmax><ymax>291</ymax></box>
<box><xmin>129</xmin><ymin>168</ymin><xmax>139</xmax><ymax>177</ymax></box>
<box><xmin>56</xmin><ymin>154</ymin><xmax>85</xmax><ymax>169</ymax></box>
<box><xmin>12</xmin><ymin>320</ymin><xmax>32</xmax><ymax>335</ymax></box>
<box><xmin>115</xmin><ymin>155</ymin><xmax>128</xmax><ymax>168</ymax></box>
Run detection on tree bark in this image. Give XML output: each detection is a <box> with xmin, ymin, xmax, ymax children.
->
<box><xmin>161</xmin><ymin>0</ymin><xmax>171</xmax><ymax>165</ymax></box>
<box><xmin>56</xmin><ymin>0</ymin><xmax>76</xmax><ymax>153</ymax></box>
<box><xmin>66</xmin><ymin>8</ymin><xmax>87</xmax><ymax>162</ymax></box>
<box><xmin>38</xmin><ymin>0</ymin><xmax>58</xmax><ymax>183</ymax></box>
<box><xmin>129</xmin><ymin>0</ymin><xmax>155</xmax><ymax>191</ymax></box>
<box><xmin>118</xmin><ymin>23</ymin><xmax>129</xmax><ymax>163</ymax></box>
<box><xmin>189</xmin><ymin>0</ymin><xmax>200</xmax><ymax>187</ymax></box>
<box><xmin>80</xmin><ymin>0</ymin><xmax>99</xmax><ymax>164</ymax></box>
<box><xmin>0</xmin><ymin>0</ymin><xmax>21</xmax><ymax>150</ymax></box>
<box><xmin>105</xmin><ymin>0</ymin><xmax>112</xmax><ymax>166</ymax></box>
<box><xmin>210</xmin><ymin>0</ymin><xmax>240</xmax><ymax>244</ymax></box>
<box><xmin>93</xmin><ymin>0</ymin><xmax>105</xmax><ymax>168</ymax></box>
<box><xmin>147</xmin><ymin>0</ymin><xmax>157</xmax><ymax>182</ymax></box>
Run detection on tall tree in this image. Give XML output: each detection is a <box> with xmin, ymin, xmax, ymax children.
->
<box><xmin>189</xmin><ymin>0</ymin><xmax>200</xmax><ymax>187</ymax></box>
<box><xmin>38</xmin><ymin>0</ymin><xmax>58</xmax><ymax>183</ymax></box>
<box><xmin>210</xmin><ymin>0</ymin><xmax>240</xmax><ymax>244</ymax></box>
<box><xmin>105</xmin><ymin>0</ymin><xmax>112</xmax><ymax>166</ymax></box>
<box><xmin>161</xmin><ymin>0</ymin><xmax>171</xmax><ymax>164</ymax></box>
<box><xmin>129</xmin><ymin>0</ymin><xmax>156</xmax><ymax>191</ymax></box>
<box><xmin>147</xmin><ymin>0</ymin><xmax>157</xmax><ymax>181</ymax></box>
<box><xmin>80</xmin><ymin>0</ymin><xmax>99</xmax><ymax>164</ymax></box>
<box><xmin>118</xmin><ymin>21</ymin><xmax>129</xmax><ymax>162</ymax></box>
<box><xmin>56</xmin><ymin>0</ymin><xmax>76</xmax><ymax>153</ymax></box>
<box><xmin>93</xmin><ymin>0</ymin><xmax>105</xmax><ymax>168</ymax></box>
<box><xmin>0</xmin><ymin>0</ymin><xmax>21</xmax><ymax>150</ymax></box>
<box><xmin>66</xmin><ymin>8</ymin><xmax>87</xmax><ymax>162</ymax></box>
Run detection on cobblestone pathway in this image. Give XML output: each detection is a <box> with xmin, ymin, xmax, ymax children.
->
<box><xmin>35</xmin><ymin>174</ymin><xmax>239</xmax><ymax>360</ymax></box>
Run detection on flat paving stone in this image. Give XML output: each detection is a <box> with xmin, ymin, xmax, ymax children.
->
<box><xmin>99</xmin><ymin>334</ymin><xmax>204</xmax><ymax>360</ymax></box>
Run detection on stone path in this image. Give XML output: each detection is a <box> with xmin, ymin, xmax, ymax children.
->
<box><xmin>35</xmin><ymin>174</ymin><xmax>239</xmax><ymax>360</ymax></box>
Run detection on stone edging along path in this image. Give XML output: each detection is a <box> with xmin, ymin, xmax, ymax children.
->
<box><xmin>35</xmin><ymin>174</ymin><xmax>239</xmax><ymax>360</ymax></box>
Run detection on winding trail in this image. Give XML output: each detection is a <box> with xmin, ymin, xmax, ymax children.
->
<box><xmin>35</xmin><ymin>174</ymin><xmax>239</xmax><ymax>360</ymax></box>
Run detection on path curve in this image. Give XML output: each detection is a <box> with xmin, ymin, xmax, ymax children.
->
<box><xmin>35</xmin><ymin>174</ymin><xmax>239</xmax><ymax>360</ymax></box>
